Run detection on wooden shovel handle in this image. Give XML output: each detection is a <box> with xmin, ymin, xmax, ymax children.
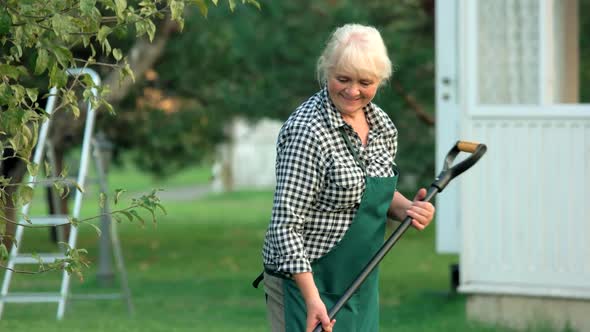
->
<box><xmin>457</xmin><ymin>141</ymin><xmax>481</xmax><ymax>153</ymax></box>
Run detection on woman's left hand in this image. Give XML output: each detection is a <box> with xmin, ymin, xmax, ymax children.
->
<box><xmin>406</xmin><ymin>188</ymin><xmax>435</xmax><ymax>231</ymax></box>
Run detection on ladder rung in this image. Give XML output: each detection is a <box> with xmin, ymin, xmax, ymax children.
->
<box><xmin>24</xmin><ymin>215</ymin><xmax>69</xmax><ymax>226</ymax></box>
<box><xmin>11</xmin><ymin>253</ymin><xmax>67</xmax><ymax>264</ymax></box>
<box><xmin>1</xmin><ymin>292</ymin><xmax>62</xmax><ymax>303</ymax></box>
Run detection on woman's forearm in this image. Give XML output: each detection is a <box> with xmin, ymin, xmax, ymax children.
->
<box><xmin>293</xmin><ymin>272</ymin><xmax>320</xmax><ymax>304</ymax></box>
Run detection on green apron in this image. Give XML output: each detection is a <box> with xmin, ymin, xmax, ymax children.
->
<box><xmin>283</xmin><ymin>128</ymin><xmax>398</xmax><ymax>332</ymax></box>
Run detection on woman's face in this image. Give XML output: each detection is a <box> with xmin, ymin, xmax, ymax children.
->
<box><xmin>327</xmin><ymin>70</ymin><xmax>380</xmax><ymax>117</ymax></box>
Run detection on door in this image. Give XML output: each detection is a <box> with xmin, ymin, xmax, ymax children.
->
<box><xmin>458</xmin><ymin>0</ymin><xmax>590</xmax><ymax>299</ymax></box>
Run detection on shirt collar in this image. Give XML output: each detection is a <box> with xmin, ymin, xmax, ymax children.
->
<box><xmin>320</xmin><ymin>86</ymin><xmax>386</xmax><ymax>134</ymax></box>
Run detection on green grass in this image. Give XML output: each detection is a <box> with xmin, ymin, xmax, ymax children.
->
<box><xmin>1</xmin><ymin>165</ymin><xmax>568</xmax><ymax>331</ymax></box>
<box><xmin>105</xmin><ymin>160</ymin><xmax>213</xmax><ymax>193</ymax></box>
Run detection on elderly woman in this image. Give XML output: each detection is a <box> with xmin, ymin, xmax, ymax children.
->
<box><xmin>259</xmin><ymin>24</ymin><xmax>435</xmax><ymax>332</ymax></box>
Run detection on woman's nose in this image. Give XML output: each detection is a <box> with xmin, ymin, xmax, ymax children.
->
<box><xmin>345</xmin><ymin>84</ymin><xmax>360</xmax><ymax>96</ymax></box>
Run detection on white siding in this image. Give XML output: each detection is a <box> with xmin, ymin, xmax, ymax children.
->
<box><xmin>459</xmin><ymin>108</ymin><xmax>590</xmax><ymax>298</ymax></box>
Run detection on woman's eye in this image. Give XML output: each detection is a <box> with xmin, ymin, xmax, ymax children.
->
<box><xmin>337</xmin><ymin>77</ymin><xmax>349</xmax><ymax>83</ymax></box>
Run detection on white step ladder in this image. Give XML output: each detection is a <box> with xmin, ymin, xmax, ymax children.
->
<box><xmin>0</xmin><ymin>68</ymin><xmax>133</xmax><ymax>319</ymax></box>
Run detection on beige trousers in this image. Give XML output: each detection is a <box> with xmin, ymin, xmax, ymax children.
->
<box><xmin>263</xmin><ymin>272</ymin><xmax>286</xmax><ymax>332</ymax></box>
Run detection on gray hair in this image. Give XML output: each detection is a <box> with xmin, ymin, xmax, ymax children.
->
<box><xmin>317</xmin><ymin>24</ymin><xmax>392</xmax><ymax>86</ymax></box>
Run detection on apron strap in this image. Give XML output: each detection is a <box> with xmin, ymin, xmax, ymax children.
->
<box><xmin>339</xmin><ymin>127</ymin><xmax>400</xmax><ymax>178</ymax></box>
<box><xmin>338</xmin><ymin>127</ymin><xmax>366</xmax><ymax>173</ymax></box>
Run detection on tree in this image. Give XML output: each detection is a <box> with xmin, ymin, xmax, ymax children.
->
<box><xmin>119</xmin><ymin>0</ymin><xmax>436</xmax><ymax>191</ymax></box>
<box><xmin>0</xmin><ymin>0</ymin><xmax>259</xmax><ymax>275</ymax></box>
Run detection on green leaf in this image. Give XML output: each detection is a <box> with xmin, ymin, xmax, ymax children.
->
<box><xmin>54</xmin><ymin>181</ymin><xmax>66</xmax><ymax>198</ymax></box>
<box><xmin>0</xmin><ymin>9</ymin><xmax>11</xmax><ymax>35</ymax></box>
<box><xmin>99</xmin><ymin>192</ymin><xmax>106</xmax><ymax>209</ymax></box>
<box><xmin>0</xmin><ymin>83</ymin><xmax>11</xmax><ymax>106</ymax></box>
<box><xmin>10</xmin><ymin>44</ymin><xmax>23</xmax><ymax>60</ymax></box>
<box><xmin>19</xmin><ymin>186</ymin><xmax>34</xmax><ymax>205</ymax></box>
<box><xmin>53</xmin><ymin>46</ymin><xmax>73</xmax><ymax>68</ymax></box>
<box><xmin>27</xmin><ymin>162</ymin><xmax>39</xmax><ymax>177</ymax></box>
<box><xmin>155</xmin><ymin>203</ymin><xmax>167</xmax><ymax>215</ymax></box>
<box><xmin>68</xmin><ymin>216</ymin><xmax>79</xmax><ymax>227</ymax></box>
<box><xmin>113</xmin><ymin>214</ymin><xmax>123</xmax><ymax>224</ymax></box>
<box><xmin>120</xmin><ymin>62</ymin><xmax>135</xmax><ymax>83</ymax></box>
<box><xmin>119</xmin><ymin>210</ymin><xmax>133</xmax><ymax>222</ymax></box>
<box><xmin>52</xmin><ymin>13</ymin><xmax>71</xmax><ymax>37</ymax></box>
<box><xmin>26</xmin><ymin>88</ymin><xmax>38</xmax><ymax>103</ymax></box>
<box><xmin>44</xmin><ymin>161</ymin><xmax>51</xmax><ymax>177</ymax></box>
<box><xmin>85</xmin><ymin>222</ymin><xmax>102</xmax><ymax>237</ymax></box>
<box><xmin>145</xmin><ymin>20</ymin><xmax>156</xmax><ymax>42</ymax></box>
<box><xmin>114</xmin><ymin>189</ymin><xmax>126</xmax><ymax>205</ymax></box>
<box><xmin>0</xmin><ymin>64</ymin><xmax>21</xmax><ymax>80</ymax></box>
<box><xmin>228</xmin><ymin>0</ymin><xmax>236</xmax><ymax>11</ymax></box>
<box><xmin>80</xmin><ymin>0</ymin><xmax>97</xmax><ymax>16</ymax></box>
<box><xmin>129</xmin><ymin>209</ymin><xmax>145</xmax><ymax>225</ymax></box>
<box><xmin>0</xmin><ymin>243</ymin><xmax>8</xmax><ymax>262</ymax></box>
<box><xmin>211</xmin><ymin>0</ymin><xmax>218</xmax><ymax>5</ymax></box>
<box><xmin>74</xmin><ymin>182</ymin><xmax>85</xmax><ymax>193</ymax></box>
<box><xmin>170</xmin><ymin>0</ymin><xmax>185</xmax><ymax>21</ymax></box>
<box><xmin>114</xmin><ymin>0</ymin><xmax>127</xmax><ymax>19</ymax></box>
<box><xmin>59</xmin><ymin>165</ymin><xmax>68</xmax><ymax>178</ymax></box>
<box><xmin>97</xmin><ymin>25</ymin><xmax>111</xmax><ymax>43</ymax></box>
<box><xmin>193</xmin><ymin>0</ymin><xmax>208</xmax><ymax>17</ymax></box>
<box><xmin>97</xmin><ymin>26</ymin><xmax>112</xmax><ymax>54</ymax></box>
<box><xmin>103</xmin><ymin>100</ymin><xmax>115</xmax><ymax>114</ymax></box>
<box><xmin>49</xmin><ymin>63</ymin><xmax>67</xmax><ymax>88</ymax></box>
<box><xmin>134</xmin><ymin>20</ymin><xmax>146</xmax><ymax>38</ymax></box>
<box><xmin>113</xmin><ymin>48</ymin><xmax>122</xmax><ymax>61</ymax></box>
<box><xmin>70</xmin><ymin>103</ymin><xmax>80</xmax><ymax>118</ymax></box>
<box><xmin>244</xmin><ymin>0</ymin><xmax>260</xmax><ymax>10</ymax></box>
<box><xmin>10</xmin><ymin>84</ymin><xmax>25</xmax><ymax>101</ymax></box>
<box><xmin>90</xmin><ymin>43</ymin><xmax>97</xmax><ymax>58</ymax></box>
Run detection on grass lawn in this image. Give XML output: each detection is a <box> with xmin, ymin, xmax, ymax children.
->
<box><xmin>0</xmin><ymin>165</ymin><xmax>564</xmax><ymax>331</ymax></box>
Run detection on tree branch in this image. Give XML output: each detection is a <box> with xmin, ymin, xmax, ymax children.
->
<box><xmin>0</xmin><ymin>203</ymin><xmax>149</xmax><ymax>229</ymax></box>
<box><xmin>0</xmin><ymin>264</ymin><xmax>61</xmax><ymax>274</ymax></box>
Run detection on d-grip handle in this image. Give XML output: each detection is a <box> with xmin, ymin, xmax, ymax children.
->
<box><xmin>432</xmin><ymin>141</ymin><xmax>487</xmax><ymax>192</ymax></box>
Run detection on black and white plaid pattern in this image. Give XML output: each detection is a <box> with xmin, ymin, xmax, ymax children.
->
<box><xmin>262</xmin><ymin>87</ymin><xmax>398</xmax><ymax>276</ymax></box>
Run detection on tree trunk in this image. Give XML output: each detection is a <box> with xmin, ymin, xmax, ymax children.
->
<box><xmin>0</xmin><ymin>153</ymin><xmax>27</xmax><ymax>252</ymax></box>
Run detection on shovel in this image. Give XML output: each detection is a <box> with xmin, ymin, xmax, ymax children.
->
<box><xmin>313</xmin><ymin>140</ymin><xmax>487</xmax><ymax>332</ymax></box>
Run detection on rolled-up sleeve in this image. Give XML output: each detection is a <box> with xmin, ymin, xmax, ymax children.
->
<box><xmin>267</xmin><ymin>124</ymin><xmax>322</xmax><ymax>275</ymax></box>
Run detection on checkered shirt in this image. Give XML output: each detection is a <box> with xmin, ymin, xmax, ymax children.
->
<box><xmin>262</xmin><ymin>87</ymin><xmax>398</xmax><ymax>277</ymax></box>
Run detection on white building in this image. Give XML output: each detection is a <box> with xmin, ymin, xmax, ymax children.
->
<box><xmin>435</xmin><ymin>0</ymin><xmax>589</xmax><ymax>330</ymax></box>
<box><xmin>211</xmin><ymin>117</ymin><xmax>282</xmax><ymax>192</ymax></box>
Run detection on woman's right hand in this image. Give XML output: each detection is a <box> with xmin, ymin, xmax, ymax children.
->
<box><xmin>293</xmin><ymin>272</ymin><xmax>336</xmax><ymax>332</ymax></box>
<box><xmin>305</xmin><ymin>296</ymin><xmax>335</xmax><ymax>332</ymax></box>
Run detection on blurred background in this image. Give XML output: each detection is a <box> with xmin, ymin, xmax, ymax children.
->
<box><xmin>1</xmin><ymin>0</ymin><xmax>589</xmax><ymax>331</ymax></box>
